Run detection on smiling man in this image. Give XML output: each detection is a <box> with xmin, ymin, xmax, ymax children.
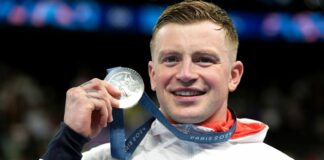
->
<box><xmin>41</xmin><ymin>0</ymin><xmax>293</xmax><ymax>159</ymax></box>
<box><xmin>149</xmin><ymin>20</ymin><xmax>242</xmax><ymax>124</ymax></box>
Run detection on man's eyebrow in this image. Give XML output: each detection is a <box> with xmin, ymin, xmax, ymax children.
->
<box><xmin>192</xmin><ymin>50</ymin><xmax>221</xmax><ymax>61</ymax></box>
<box><xmin>157</xmin><ymin>50</ymin><xmax>180</xmax><ymax>59</ymax></box>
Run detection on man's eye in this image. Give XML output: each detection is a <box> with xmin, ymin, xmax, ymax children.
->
<box><xmin>163</xmin><ymin>56</ymin><xmax>179</xmax><ymax>65</ymax></box>
<box><xmin>195</xmin><ymin>57</ymin><xmax>215</xmax><ymax>64</ymax></box>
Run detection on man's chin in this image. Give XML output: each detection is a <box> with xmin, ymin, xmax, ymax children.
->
<box><xmin>171</xmin><ymin>114</ymin><xmax>205</xmax><ymax>124</ymax></box>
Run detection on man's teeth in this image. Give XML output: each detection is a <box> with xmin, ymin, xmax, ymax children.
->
<box><xmin>174</xmin><ymin>91</ymin><xmax>202</xmax><ymax>96</ymax></box>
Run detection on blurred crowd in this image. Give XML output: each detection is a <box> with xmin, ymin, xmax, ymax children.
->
<box><xmin>0</xmin><ymin>62</ymin><xmax>323</xmax><ymax>160</ymax></box>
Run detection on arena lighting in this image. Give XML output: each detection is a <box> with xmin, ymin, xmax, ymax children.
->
<box><xmin>105</xmin><ymin>5</ymin><xmax>134</xmax><ymax>31</ymax></box>
<box><xmin>0</xmin><ymin>0</ymin><xmax>323</xmax><ymax>42</ymax></box>
<box><xmin>73</xmin><ymin>2</ymin><xmax>100</xmax><ymax>30</ymax></box>
<box><xmin>137</xmin><ymin>5</ymin><xmax>165</xmax><ymax>34</ymax></box>
<box><xmin>230</xmin><ymin>11</ymin><xmax>324</xmax><ymax>42</ymax></box>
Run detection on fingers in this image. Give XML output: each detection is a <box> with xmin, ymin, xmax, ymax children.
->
<box><xmin>80</xmin><ymin>78</ymin><xmax>121</xmax><ymax>123</ymax></box>
<box><xmin>86</xmin><ymin>90</ymin><xmax>113</xmax><ymax>123</ymax></box>
<box><xmin>64</xmin><ymin>78</ymin><xmax>122</xmax><ymax>138</ymax></box>
<box><xmin>81</xmin><ymin>79</ymin><xmax>121</xmax><ymax>107</ymax></box>
<box><xmin>103</xmin><ymin>82</ymin><xmax>121</xmax><ymax>98</ymax></box>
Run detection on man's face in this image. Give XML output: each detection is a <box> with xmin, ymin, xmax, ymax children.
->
<box><xmin>149</xmin><ymin>21</ymin><xmax>243</xmax><ymax>124</ymax></box>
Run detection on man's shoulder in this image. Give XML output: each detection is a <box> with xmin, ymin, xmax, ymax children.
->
<box><xmin>229</xmin><ymin>142</ymin><xmax>294</xmax><ymax>160</ymax></box>
<box><xmin>229</xmin><ymin>118</ymin><xmax>293</xmax><ymax>160</ymax></box>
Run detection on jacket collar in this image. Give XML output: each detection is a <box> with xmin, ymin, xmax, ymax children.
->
<box><xmin>149</xmin><ymin>118</ymin><xmax>268</xmax><ymax>144</ymax></box>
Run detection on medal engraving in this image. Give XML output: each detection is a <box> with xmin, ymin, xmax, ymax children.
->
<box><xmin>104</xmin><ymin>67</ymin><xmax>144</xmax><ymax>109</ymax></box>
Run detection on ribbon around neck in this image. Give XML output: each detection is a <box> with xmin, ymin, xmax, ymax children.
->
<box><xmin>110</xmin><ymin>92</ymin><xmax>237</xmax><ymax>160</ymax></box>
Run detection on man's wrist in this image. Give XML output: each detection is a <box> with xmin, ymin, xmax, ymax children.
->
<box><xmin>41</xmin><ymin>122</ymin><xmax>90</xmax><ymax>160</ymax></box>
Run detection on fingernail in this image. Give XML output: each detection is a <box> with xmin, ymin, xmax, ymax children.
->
<box><xmin>110</xmin><ymin>116</ymin><xmax>113</xmax><ymax>122</ymax></box>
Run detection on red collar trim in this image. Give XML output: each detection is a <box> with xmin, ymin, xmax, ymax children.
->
<box><xmin>198</xmin><ymin>109</ymin><xmax>266</xmax><ymax>139</ymax></box>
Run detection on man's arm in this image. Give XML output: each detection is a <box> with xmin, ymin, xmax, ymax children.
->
<box><xmin>41</xmin><ymin>122</ymin><xmax>90</xmax><ymax>160</ymax></box>
<box><xmin>41</xmin><ymin>78</ymin><xmax>120</xmax><ymax>159</ymax></box>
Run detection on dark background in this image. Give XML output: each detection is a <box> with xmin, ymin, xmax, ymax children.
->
<box><xmin>0</xmin><ymin>0</ymin><xmax>323</xmax><ymax>159</ymax></box>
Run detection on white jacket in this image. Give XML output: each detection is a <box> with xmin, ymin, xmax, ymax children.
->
<box><xmin>82</xmin><ymin>118</ymin><xmax>293</xmax><ymax>160</ymax></box>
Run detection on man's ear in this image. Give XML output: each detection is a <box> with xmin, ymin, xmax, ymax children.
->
<box><xmin>148</xmin><ymin>61</ymin><xmax>157</xmax><ymax>91</ymax></box>
<box><xmin>228</xmin><ymin>61</ymin><xmax>244</xmax><ymax>92</ymax></box>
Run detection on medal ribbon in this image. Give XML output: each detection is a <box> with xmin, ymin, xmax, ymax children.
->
<box><xmin>107</xmin><ymin>67</ymin><xmax>237</xmax><ymax>160</ymax></box>
<box><xmin>110</xmin><ymin>92</ymin><xmax>237</xmax><ymax>160</ymax></box>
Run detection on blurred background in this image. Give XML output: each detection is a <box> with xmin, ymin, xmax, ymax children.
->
<box><xmin>0</xmin><ymin>0</ymin><xmax>323</xmax><ymax>159</ymax></box>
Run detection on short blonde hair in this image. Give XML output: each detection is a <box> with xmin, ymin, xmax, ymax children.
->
<box><xmin>150</xmin><ymin>0</ymin><xmax>239</xmax><ymax>60</ymax></box>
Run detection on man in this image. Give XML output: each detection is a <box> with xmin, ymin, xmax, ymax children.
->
<box><xmin>41</xmin><ymin>0</ymin><xmax>293</xmax><ymax>159</ymax></box>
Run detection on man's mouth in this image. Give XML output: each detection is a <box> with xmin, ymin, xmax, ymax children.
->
<box><xmin>172</xmin><ymin>89</ymin><xmax>206</xmax><ymax>96</ymax></box>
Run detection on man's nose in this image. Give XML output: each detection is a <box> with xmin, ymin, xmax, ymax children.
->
<box><xmin>175</xmin><ymin>61</ymin><xmax>198</xmax><ymax>85</ymax></box>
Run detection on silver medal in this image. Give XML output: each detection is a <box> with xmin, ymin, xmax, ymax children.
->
<box><xmin>104</xmin><ymin>67</ymin><xmax>144</xmax><ymax>109</ymax></box>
